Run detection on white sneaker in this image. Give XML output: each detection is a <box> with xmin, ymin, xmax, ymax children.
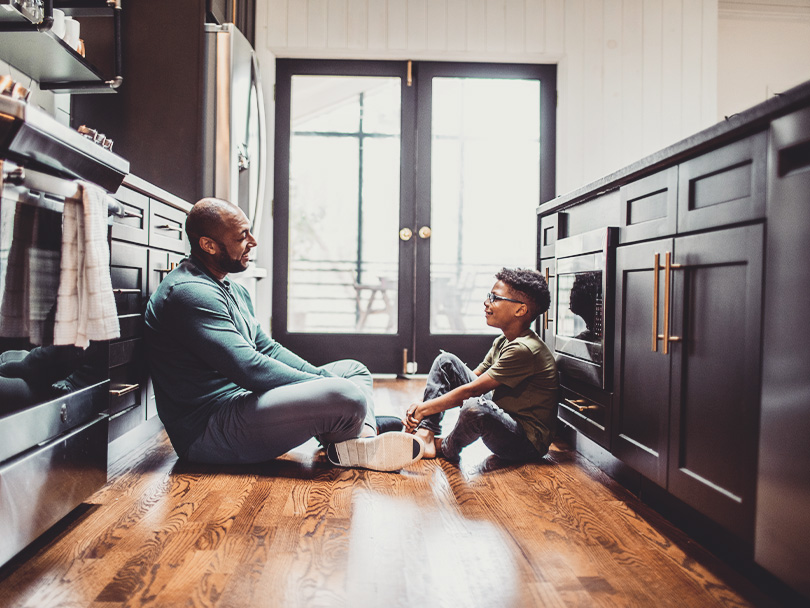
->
<box><xmin>327</xmin><ymin>432</ymin><xmax>425</xmax><ymax>471</ymax></box>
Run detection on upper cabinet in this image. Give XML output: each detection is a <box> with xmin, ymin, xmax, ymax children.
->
<box><xmin>0</xmin><ymin>0</ymin><xmax>122</xmax><ymax>93</ymax></box>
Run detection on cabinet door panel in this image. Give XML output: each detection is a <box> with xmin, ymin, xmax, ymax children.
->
<box><xmin>612</xmin><ymin>239</ymin><xmax>673</xmax><ymax>486</ymax></box>
<box><xmin>619</xmin><ymin>167</ymin><xmax>678</xmax><ymax>244</ymax></box>
<box><xmin>149</xmin><ymin>201</ymin><xmax>187</xmax><ymax>253</ymax></box>
<box><xmin>678</xmin><ymin>132</ymin><xmax>766</xmax><ymax>234</ymax></box>
<box><xmin>668</xmin><ymin>224</ymin><xmax>763</xmax><ymax>540</ymax></box>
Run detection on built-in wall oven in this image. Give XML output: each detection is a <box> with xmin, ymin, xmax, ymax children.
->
<box><xmin>553</xmin><ymin>226</ymin><xmax>617</xmax><ymax>448</ymax></box>
<box><xmin>0</xmin><ymin>88</ymin><xmax>129</xmax><ymax>567</ymax></box>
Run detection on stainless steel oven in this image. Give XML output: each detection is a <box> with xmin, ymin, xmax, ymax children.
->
<box><xmin>554</xmin><ymin>227</ymin><xmax>617</xmax><ymax>390</ymax></box>
<box><xmin>553</xmin><ymin>226</ymin><xmax>617</xmax><ymax>449</ymax></box>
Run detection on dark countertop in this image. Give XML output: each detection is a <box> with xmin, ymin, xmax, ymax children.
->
<box><xmin>538</xmin><ymin>78</ymin><xmax>810</xmax><ymax>215</ymax></box>
<box><xmin>121</xmin><ymin>173</ymin><xmax>193</xmax><ymax>213</ymax></box>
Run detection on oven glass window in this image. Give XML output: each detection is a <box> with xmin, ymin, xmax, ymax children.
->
<box><xmin>556</xmin><ymin>270</ymin><xmax>603</xmax><ymax>364</ymax></box>
<box><xmin>0</xmin><ymin>194</ymin><xmax>107</xmax><ymax>415</ymax></box>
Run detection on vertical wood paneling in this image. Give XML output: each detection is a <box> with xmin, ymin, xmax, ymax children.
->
<box><xmin>603</xmin><ymin>0</ymin><xmax>623</xmax><ymax>175</ymax></box>
<box><xmin>505</xmin><ymin>0</ymin><xmax>525</xmax><ymax>54</ymax></box>
<box><xmin>447</xmin><ymin>0</ymin><xmax>468</xmax><ymax>51</ymax></box>
<box><xmin>486</xmin><ymin>0</ymin><xmax>507</xmax><ymax>52</ymax></box>
<box><xmin>545</xmin><ymin>0</ymin><xmax>565</xmax><ymax>55</ymax></box>
<box><xmin>308</xmin><ymin>0</ymin><xmax>329</xmax><ymax>48</ymax></box>
<box><xmin>583</xmin><ymin>0</ymin><xmax>605</xmax><ymax>180</ymax></box>
<box><xmin>565</xmin><ymin>0</ymin><xmax>586</xmax><ymax>189</ymax></box>
<box><xmin>258</xmin><ymin>0</ymin><xmax>720</xmax><ymax>197</ymax></box>
<box><xmin>347</xmin><ymin>0</ymin><xmax>368</xmax><ymax>49</ymax></box>
<box><xmin>642</xmin><ymin>0</ymin><xmax>664</xmax><ymax>155</ymax></box>
<box><xmin>388</xmin><ymin>0</ymin><xmax>408</xmax><ymax>49</ymax></box>
<box><xmin>661</xmin><ymin>0</ymin><xmax>684</xmax><ymax>146</ymax></box>
<box><xmin>408</xmin><ymin>0</ymin><xmax>428</xmax><ymax>51</ymax></box>
<box><xmin>467</xmin><ymin>0</ymin><xmax>487</xmax><ymax>52</ymax></box>
<box><xmin>622</xmin><ymin>0</ymin><xmax>645</xmax><ymax>164</ymax></box>
<box><xmin>327</xmin><ymin>0</ymin><xmax>348</xmax><ymax>48</ymax></box>
<box><xmin>427</xmin><ymin>0</ymin><xmax>448</xmax><ymax>50</ymax></box>
<box><xmin>368</xmin><ymin>0</ymin><xmax>388</xmax><ymax>50</ymax></box>
<box><xmin>525</xmin><ymin>0</ymin><xmax>545</xmax><ymax>54</ymax></box>
<box><xmin>287</xmin><ymin>0</ymin><xmax>309</xmax><ymax>47</ymax></box>
<box><xmin>701</xmin><ymin>0</ymin><xmax>718</xmax><ymax>127</ymax></box>
<box><xmin>266</xmin><ymin>0</ymin><xmax>288</xmax><ymax>47</ymax></box>
<box><xmin>681</xmin><ymin>0</ymin><xmax>704</xmax><ymax>135</ymax></box>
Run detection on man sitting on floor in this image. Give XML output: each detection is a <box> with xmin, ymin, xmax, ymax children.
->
<box><xmin>404</xmin><ymin>268</ymin><xmax>558</xmax><ymax>463</ymax></box>
<box><xmin>144</xmin><ymin>197</ymin><xmax>423</xmax><ymax>471</ymax></box>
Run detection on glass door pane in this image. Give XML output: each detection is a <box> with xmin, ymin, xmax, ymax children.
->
<box><xmin>287</xmin><ymin>75</ymin><xmax>401</xmax><ymax>334</ymax></box>
<box><xmin>429</xmin><ymin>77</ymin><xmax>541</xmax><ymax>334</ymax></box>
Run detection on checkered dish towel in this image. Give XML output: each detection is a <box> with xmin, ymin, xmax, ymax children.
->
<box><xmin>54</xmin><ymin>182</ymin><xmax>120</xmax><ymax>348</ymax></box>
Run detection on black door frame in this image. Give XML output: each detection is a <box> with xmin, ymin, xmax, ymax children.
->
<box><xmin>272</xmin><ymin>59</ymin><xmax>416</xmax><ymax>372</ymax></box>
<box><xmin>412</xmin><ymin>61</ymin><xmax>557</xmax><ymax>372</ymax></box>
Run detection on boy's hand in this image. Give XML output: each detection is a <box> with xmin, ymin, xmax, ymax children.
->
<box><xmin>403</xmin><ymin>402</ymin><xmax>423</xmax><ymax>433</ymax></box>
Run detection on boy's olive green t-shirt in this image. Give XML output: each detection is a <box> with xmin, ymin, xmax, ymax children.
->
<box><xmin>474</xmin><ymin>329</ymin><xmax>559</xmax><ymax>454</ymax></box>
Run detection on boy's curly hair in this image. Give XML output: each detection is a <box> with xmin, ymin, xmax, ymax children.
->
<box><xmin>495</xmin><ymin>267</ymin><xmax>550</xmax><ymax>322</ymax></box>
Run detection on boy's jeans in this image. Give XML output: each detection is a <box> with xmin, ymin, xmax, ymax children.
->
<box><xmin>419</xmin><ymin>352</ymin><xmax>541</xmax><ymax>462</ymax></box>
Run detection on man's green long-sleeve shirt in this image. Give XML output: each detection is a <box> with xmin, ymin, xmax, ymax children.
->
<box><xmin>144</xmin><ymin>255</ymin><xmax>330</xmax><ymax>457</ymax></box>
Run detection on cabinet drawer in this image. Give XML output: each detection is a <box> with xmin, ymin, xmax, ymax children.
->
<box><xmin>149</xmin><ymin>201</ymin><xmax>187</xmax><ymax>253</ymax></box>
<box><xmin>111</xmin><ymin>186</ymin><xmax>149</xmax><ymax>245</ymax></box>
<box><xmin>110</xmin><ymin>241</ymin><xmax>147</xmax><ymax>315</ymax></box>
<box><xmin>0</xmin><ymin>414</ymin><xmax>107</xmax><ymax>568</ymax></box>
<box><xmin>148</xmin><ymin>249</ymin><xmax>185</xmax><ymax>295</ymax></box>
<box><xmin>678</xmin><ymin>131</ymin><xmax>767</xmax><ymax>233</ymax></box>
<box><xmin>558</xmin><ymin>387</ymin><xmax>611</xmax><ymax>449</ymax></box>
<box><xmin>619</xmin><ymin>166</ymin><xmax>678</xmax><ymax>243</ymax></box>
<box><xmin>108</xmin><ymin>403</ymin><xmax>147</xmax><ymax>443</ymax></box>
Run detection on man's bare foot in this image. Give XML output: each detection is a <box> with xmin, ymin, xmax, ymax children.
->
<box><xmin>416</xmin><ymin>428</ymin><xmax>437</xmax><ymax>458</ymax></box>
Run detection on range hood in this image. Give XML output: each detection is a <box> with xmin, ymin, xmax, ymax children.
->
<box><xmin>0</xmin><ymin>94</ymin><xmax>129</xmax><ymax>191</ymax></box>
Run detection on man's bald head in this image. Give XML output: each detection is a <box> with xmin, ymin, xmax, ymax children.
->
<box><xmin>186</xmin><ymin>197</ymin><xmax>242</xmax><ymax>255</ymax></box>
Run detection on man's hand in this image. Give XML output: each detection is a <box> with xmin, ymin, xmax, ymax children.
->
<box><xmin>403</xmin><ymin>402</ymin><xmax>424</xmax><ymax>433</ymax></box>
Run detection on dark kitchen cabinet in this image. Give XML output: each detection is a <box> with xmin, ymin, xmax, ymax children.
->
<box><xmin>613</xmin><ymin>239</ymin><xmax>673</xmax><ymax>487</ymax></box>
<box><xmin>666</xmin><ymin>225</ymin><xmax>763</xmax><ymax>541</ymax></box>
<box><xmin>613</xmin><ymin>225</ymin><xmax>763</xmax><ymax>540</ymax></box>
<box><xmin>106</xmin><ymin>179</ymin><xmax>191</xmax><ymax>463</ymax></box>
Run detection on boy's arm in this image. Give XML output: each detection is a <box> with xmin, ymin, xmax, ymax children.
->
<box><xmin>404</xmin><ymin>371</ymin><xmax>500</xmax><ymax>431</ymax></box>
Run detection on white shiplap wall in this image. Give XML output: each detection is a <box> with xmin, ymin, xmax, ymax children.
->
<box><xmin>255</xmin><ymin>0</ymin><xmax>718</xmax><ymax>197</ymax></box>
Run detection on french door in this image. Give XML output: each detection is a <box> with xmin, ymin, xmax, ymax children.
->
<box><xmin>272</xmin><ymin>60</ymin><xmax>556</xmax><ymax>374</ymax></box>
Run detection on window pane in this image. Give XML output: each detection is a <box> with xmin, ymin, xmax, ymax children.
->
<box><xmin>288</xmin><ymin>75</ymin><xmax>401</xmax><ymax>334</ymax></box>
<box><xmin>430</xmin><ymin>77</ymin><xmax>541</xmax><ymax>334</ymax></box>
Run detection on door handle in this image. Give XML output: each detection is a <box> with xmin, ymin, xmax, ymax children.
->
<box><xmin>399</xmin><ymin>228</ymin><xmax>413</xmax><ymax>241</ymax></box>
<box><xmin>661</xmin><ymin>252</ymin><xmax>683</xmax><ymax>354</ymax></box>
<box><xmin>418</xmin><ymin>226</ymin><xmax>431</xmax><ymax>239</ymax></box>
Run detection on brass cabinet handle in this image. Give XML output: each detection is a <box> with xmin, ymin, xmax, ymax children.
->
<box><xmin>109</xmin><ymin>383</ymin><xmax>140</xmax><ymax>397</ymax></box>
<box><xmin>418</xmin><ymin>226</ymin><xmax>432</xmax><ymax>239</ymax></box>
<box><xmin>112</xmin><ymin>288</ymin><xmax>141</xmax><ymax>294</ymax></box>
<box><xmin>155</xmin><ymin>224</ymin><xmax>183</xmax><ymax>232</ymax></box>
<box><xmin>661</xmin><ymin>252</ymin><xmax>683</xmax><ymax>355</ymax></box>
<box><xmin>544</xmin><ymin>266</ymin><xmax>554</xmax><ymax>330</ymax></box>
<box><xmin>563</xmin><ymin>397</ymin><xmax>600</xmax><ymax>413</ymax></box>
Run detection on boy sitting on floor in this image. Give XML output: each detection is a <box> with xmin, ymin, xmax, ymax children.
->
<box><xmin>404</xmin><ymin>268</ymin><xmax>558</xmax><ymax>463</ymax></box>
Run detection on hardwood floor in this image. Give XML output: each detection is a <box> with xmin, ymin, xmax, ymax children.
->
<box><xmin>0</xmin><ymin>378</ymin><xmax>780</xmax><ymax>607</ymax></box>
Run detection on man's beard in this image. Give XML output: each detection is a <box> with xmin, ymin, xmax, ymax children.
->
<box><xmin>215</xmin><ymin>248</ymin><xmax>249</xmax><ymax>274</ymax></box>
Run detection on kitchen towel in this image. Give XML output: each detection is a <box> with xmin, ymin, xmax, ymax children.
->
<box><xmin>54</xmin><ymin>182</ymin><xmax>120</xmax><ymax>348</ymax></box>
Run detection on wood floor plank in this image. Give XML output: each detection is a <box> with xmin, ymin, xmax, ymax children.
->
<box><xmin>0</xmin><ymin>378</ymin><xmax>783</xmax><ymax>608</ymax></box>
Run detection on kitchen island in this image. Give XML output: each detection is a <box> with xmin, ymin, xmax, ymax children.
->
<box><xmin>538</xmin><ymin>78</ymin><xmax>810</xmax><ymax>601</ymax></box>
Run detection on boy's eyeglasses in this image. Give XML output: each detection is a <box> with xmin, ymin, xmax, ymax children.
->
<box><xmin>486</xmin><ymin>292</ymin><xmax>524</xmax><ymax>305</ymax></box>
